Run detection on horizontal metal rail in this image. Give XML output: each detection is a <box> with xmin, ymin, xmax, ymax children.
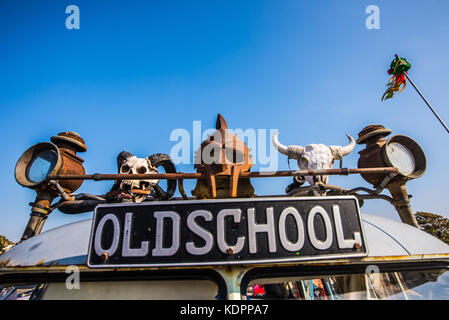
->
<box><xmin>47</xmin><ymin>167</ymin><xmax>399</xmax><ymax>181</ymax></box>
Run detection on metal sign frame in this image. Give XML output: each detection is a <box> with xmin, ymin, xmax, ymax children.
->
<box><xmin>87</xmin><ymin>196</ymin><xmax>368</xmax><ymax>268</ymax></box>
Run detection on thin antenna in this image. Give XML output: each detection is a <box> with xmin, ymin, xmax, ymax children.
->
<box><xmin>404</xmin><ymin>72</ymin><xmax>449</xmax><ymax>134</ymax></box>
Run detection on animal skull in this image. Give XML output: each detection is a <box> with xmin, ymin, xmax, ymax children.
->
<box><xmin>119</xmin><ymin>154</ymin><xmax>159</xmax><ymax>202</ymax></box>
<box><xmin>273</xmin><ymin>132</ymin><xmax>355</xmax><ymax>186</ymax></box>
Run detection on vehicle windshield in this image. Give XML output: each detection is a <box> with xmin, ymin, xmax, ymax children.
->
<box><xmin>246</xmin><ymin>269</ymin><xmax>449</xmax><ymax>300</ymax></box>
<box><xmin>2</xmin><ymin>268</ymin><xmax>448</xmax><ymax>300</ymax></box>
<box><xmin>1</xmin><ymin>280</ymin><xmax>220</xmax><ymax>300</ymax></box>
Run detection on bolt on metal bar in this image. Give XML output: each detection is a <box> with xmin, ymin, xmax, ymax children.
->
<box><xmin>46</xmin><ymin>167</ymin><xmax>399</xmax><ymax>181</ymax></box>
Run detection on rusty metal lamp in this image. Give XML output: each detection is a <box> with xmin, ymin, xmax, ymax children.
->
<box><xmin>15</xmin><ymin>132</ymin><xmax>87</xmax><ymax>240</ymax></box>
<box><xmin>193</xmin><ymin>114</ymin><xmax>254</xmax><ymax>199</ymax></box>
<box><xmin>357</xmin><ymin>125</ymin><xmax>426</xmax><ymax>227</ymax></box>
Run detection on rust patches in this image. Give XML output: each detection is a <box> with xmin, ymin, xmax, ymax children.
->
<box><xmin>35</xmin><ymin>259</ymin><xmax>46</xmax><ymax>267</ymax></box>
<box><xmin>0</xmin><ymin>259</ymin><xmax>12</xmax><ymax>267</ymax></box>
<box><xmin>0</xmin><ymin>253</ymin><xmax>447</xmax><ymax>276</ymax></box>
<box><xmin>193</xmin><ymin>114</ymin><xmax>254</xmax><ymax>199</ymax></box>
<box><xmin>45</xmin><ymin>260</ymin><xmax>63</xmax><ymax>266</ymax></box>
<box><xmin>366</xmin><ymin>254</ymin><xmax>423</xmax><ymax>262</ymax></box>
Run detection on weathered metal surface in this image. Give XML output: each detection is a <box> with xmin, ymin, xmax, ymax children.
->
<box><xmin>50</xmin><ymin>131</ymin><xmax>87</xmax><ymax>153</ymax></box>
<box><xmin>2</xmin><ymin>253</ymin><xmax>448</xmax><ymax>275</ymax></box>
<box><xmin>357</xmin><ymin>125</ymin><xmax>392</xmax><ymax>187</ymax></box>
<box><xmin>382</xmin><ymin>135</ymin><xmax>426</xmax><ymax>179</ymax></box>
<box><xmin>16</xmin><ymin>132</ymin><xmax>86</xmax><ymax>195</ymax></box>
<box><xmin>55</xmin><ymin>148</ymin><xmax>85</xmax><ymax>194</ymax></box>
<box><xmin>357</xmin><ymin>125</ymin><xmax>424</xmax><ymax>228</ymax></box>
<box><xmin>46</xmin><ymin>167</ymin><xmax>399</xmax><ymax>181</ymax></box>
<box><xmin>361</xmin><ymin>214</ymin><xmax>446</xmax><ymax>255</ymax></box>
<box><xmin>87</xmin><ymin>197</ymin><xmax>367</xmax><ymax>268</ymax></box>
<box><xmin>177</xmin><ymin>177</ymin><xmax>189</xmax><ymax>200</ymax></box>
<box><xmin>2</xmin><ymin>212</ymin><xmax>448</xmax><ymax>269</ymax></box>
<box><xmin>357</xmin><ymin>127</ymin><xmax>426</xmax><ymax>186</ymax></box>
<box><xmin>21</xmin><ymin>192</ymin><xmax>54</xmax><ymax>241</ymax></box>
<box><xmin>193</xmin><ymin>114</ymin><xmax>254</xmax><ymax>199</ymax></box>
<box><xmin>1</xmin><ymin>219</ymin><xmax>91</xmax><ymax>268</ymax></box>
<box><xmin>386</xmin><ymin>180</ymin><xmax>419</xmax><ymax>227</ymax></box>
<box><xmin>215</xmin><ymin>266</ymin><xmax>247</xmax><ymax>300</ymax></box>
<box><xmin>16</xmin><ymin>132</ymin><xmax>87</xmax><ymax>240</ymax></box>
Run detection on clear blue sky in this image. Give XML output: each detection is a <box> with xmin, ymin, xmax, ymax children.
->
<box><xmin>1</xmin><ymin>0</ymin><xmax>448</xmax><ymax>242</ymax></box>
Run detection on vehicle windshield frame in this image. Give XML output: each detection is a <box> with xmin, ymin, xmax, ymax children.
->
<box><xmin>241</xmin><ymin>260</ymin><xmax>449</xmax><ymax>299</ymax></box>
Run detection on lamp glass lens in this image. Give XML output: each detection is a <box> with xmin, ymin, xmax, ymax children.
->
<box><xmin>27</xmin><ymin>150</ymin><xmax>58</xmax><ymax>183</ymax></box>
<box><xmin>386</xmin><ymin>142</ymin><xmax>415</xmax><ymax>175</ymax></box>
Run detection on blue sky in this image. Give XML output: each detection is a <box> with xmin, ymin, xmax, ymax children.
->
<box><xmin>1</xmin><ymin>0</ymin><xmax>448</xmax><ymax>242</ymax></box>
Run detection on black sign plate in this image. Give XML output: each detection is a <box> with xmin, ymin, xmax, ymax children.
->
<box><xmin>87</xmin><ymin>196</ymin><xmax>367</xmax><ymax>268</ymax></box>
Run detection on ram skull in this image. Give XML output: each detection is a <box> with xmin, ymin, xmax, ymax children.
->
<box><xmin>117</xmin><ymin>151</ymin><xmax>159</xmax><ymax>202</ymax></box>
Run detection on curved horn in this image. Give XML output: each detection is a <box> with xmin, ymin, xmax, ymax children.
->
<box><xmin>272</xmin><ymin>132</ymin><xmax>303</xmax><ymax>158</ymax></box>
<box><xmin>272</xmin><ymin>132</ymin><xmax>288</xmax><ymax>155</ymax></box>
<box><xmin>117</xmin><ymin>151</ymin><xmax>134</xmax><ymax>171</ymax></box>
<box><xmin>341</xmin><ymin>134</ymin><xmax>355</xmax><ymax>156</ymax></box>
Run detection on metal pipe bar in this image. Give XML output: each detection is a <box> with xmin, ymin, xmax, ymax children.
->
<box><xmin>47</xmin><ymin>167</ymin><xmax>399</xmax><ymax>181</ymax></box>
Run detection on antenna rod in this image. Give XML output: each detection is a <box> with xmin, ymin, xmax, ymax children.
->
<box><xmin>404</xmin><ymin>72</ymin><xmax>449</xmax><ymax>134</ymax></box>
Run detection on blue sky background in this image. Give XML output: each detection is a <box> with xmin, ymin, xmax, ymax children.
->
<box><xmin>0</xmin><ymin>0</ymin><xmax>448</xmax><ymax>242</ymax></box>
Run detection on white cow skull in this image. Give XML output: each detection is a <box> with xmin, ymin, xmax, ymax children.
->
<box><xmin>119</xmin><ymin>155</ymin><xmax>159</xmax><ymax>202</ymax></box>
<box><xmin>273</xmin><ymin>132</ymin><xmax>355</xmax><ymax>186</ymax></box>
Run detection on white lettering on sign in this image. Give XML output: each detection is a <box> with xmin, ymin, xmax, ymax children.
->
<box><xmin>186</xmin><ymin>210</ymin><xmax>214</xmax><ymax>255</ymax></box>
<box><xmin>333</xmin><ymin>205</ymin><xmax>361</xmax><ymax>249</ymax></box>
<box><xmin>217</xmin><ymin>209</ymin><xmax>245</xmax><ymax>254</ymax></box>
<box><xmin>152</xmin><ymin>211</ymin><xmax>180</xmax><ymax>256</ymax></box>
<box><xmin>247</xmin><ymin>207</ymin><xmax>277</xmax><ymax>254</ymax></box>
<box><xmin>122</xmin><ymin>212</ymin><xmax>149</xmax><ymax>257</ymax></box>
<box><xmin>307</xmin><ymin>206</ymin><xmax>333</xmax><ymax>250</ymax></box>
<box><xmin>90</xmin><ymin>200</ymin><xmax>365</xmax><ymax>266</ymax></box>
<box><xmin>94</xmin><ymin>213</ymin><xmax>120</xmax><ymax>256</ymax></box>
<box><xmin>278</xmin><ymin>206</ymin><xmax>305</xmax><ymax>252</ymax></box>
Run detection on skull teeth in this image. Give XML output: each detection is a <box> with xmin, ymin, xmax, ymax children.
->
<box><xmin>120</xmin><ymin>180</ymin><xmax>153</xmax><ymax>191</ymax></box>
<box><xmin>120</xmin><ymin>180</ymin><xmax>136</xmax><ymax>190</ymax></box>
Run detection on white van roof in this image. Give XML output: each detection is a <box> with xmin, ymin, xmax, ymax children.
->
<box><xmin>1</xmin><ymin>214</ymin><xmax>449</xmax><ymax>268</ymax></box>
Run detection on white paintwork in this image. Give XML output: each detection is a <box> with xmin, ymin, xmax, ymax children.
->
<box><xmin>362</xmin><ymin>214</ymin><xmax>449</xmax><ymax>255</ymax></box>
<box><xmin>0</xmin><ymin>219</ymin><xmax>91</xmax><ymax>267</ymax></box>
<box><xmin>1</xmin><ymin>213</ymin><xmax>448</xmax><ymax>267</ymax></box>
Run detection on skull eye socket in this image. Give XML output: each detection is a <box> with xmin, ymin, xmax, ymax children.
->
<box><xmin>300</xmin><ymin>158</ymin><xmax>309</xmax><ymax>168</ymax></box>
<box><xmin>121</xmin><ymin>164</ymin><xmax>130</xmax><ymax>173</ymax></box>
<box><xmin>137</xmin><ymin>166</ymin><xmax>147</xmax><ymax>174</ymax></box>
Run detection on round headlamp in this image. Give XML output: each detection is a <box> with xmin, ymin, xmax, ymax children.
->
<box><xmin>15</xmin><ymin>142</ymin><xmax>62</xmax><ymax>189</ymax></box>
<box><xmin>357</xmin><ymin>125</ymin><xmax>426</xmax><ymax>227</ymax></box>
<box><xmin>382</xmin><ymin>135</ymin><xmax>426</xmax><ymax>179</ymax></box>
<box><xmin>15</xmin><ymin>132</ymin><xmax>86</xmax><ymax>195</ymax></box>
<box><xmin>357</xmin><ymin>125</ymin><xmax>427</xmax><ymax>186</ymax></box>
<box><xmin>15</xmin><ymin>132</ymin><xmax>87</xmax><ymax>241</ymax></box>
